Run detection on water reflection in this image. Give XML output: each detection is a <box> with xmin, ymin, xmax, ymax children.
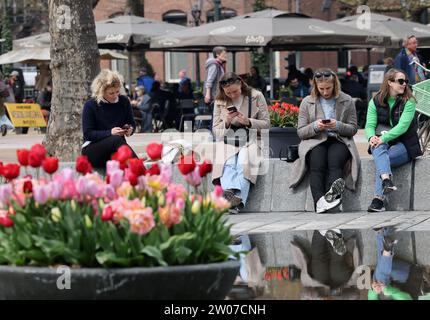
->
<box><xmin>227</xmin><ymin>228</ymin><xmax>430</xmax><ymax>300</ymax></box>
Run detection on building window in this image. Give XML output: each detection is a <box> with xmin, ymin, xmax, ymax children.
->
<box><xmin>163</xmin><ymin>10</ymin><xmax>188</xmax><ymax>82</ymax></box>
<box><xmin>206</xmin><ymin>8</ymin><xmax>236</xmax><ymax>23</ymax></box>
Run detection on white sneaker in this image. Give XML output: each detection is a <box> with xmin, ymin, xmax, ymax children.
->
<box><xmin>316</xmin><ymin>196</ymin><xmax>341</xmax><ymax>213</ymax></box>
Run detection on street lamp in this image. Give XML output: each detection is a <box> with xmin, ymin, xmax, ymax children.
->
<box><xmin>191</xmin><ymin>4</ymin><xmax>201</xmax><ymax>89</ymax></box>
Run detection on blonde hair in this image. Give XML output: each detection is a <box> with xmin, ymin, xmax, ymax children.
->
<box><xmin>310</xmin><ymin>68</ymin><xmax>341</xmax><ymax>99</ymax></box>
<box><xmin>91</xmin><ymin>69</ymin><xmax>126</xmax><ymax>103</ymax></box>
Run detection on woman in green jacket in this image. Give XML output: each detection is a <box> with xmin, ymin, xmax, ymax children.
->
<box><xmin>365</xmin><ymin>68</ymin><xmax>421</xmax><ymax>212</ymax></box>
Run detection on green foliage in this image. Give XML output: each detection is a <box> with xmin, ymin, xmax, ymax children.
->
<box><xmin>0</xmin><ymin>196</ymin><xmax>236</xmax><ymax>268</ymax></box>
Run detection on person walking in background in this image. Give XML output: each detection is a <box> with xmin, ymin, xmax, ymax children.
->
<box><xmin>394</xmin><ymin>35</ymin><xmax>427</xmax><ymax>85</ymax></box>
<box><xmin>81</xmin><ymin>69</ymin><xmax>137</xmax><ymax>170</ymax></box>
<box><xmin>365</xmin><ymin>69</ymin><xmax>421</xmax><ymax>212</ymax></box>
<box><xmin>289</xmin><ymin>68</ymin><xmax>360</xmax><ymax>214</ymax></box>
<box><xmin>204</xmin><ymin>46</ymin><xmax>227</xmax><ymax>106</ymax></box>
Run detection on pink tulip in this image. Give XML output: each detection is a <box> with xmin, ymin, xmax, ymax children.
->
<box><xmin>109</xmin><ymin>170</ymin><xmax>124</xmax><ymax>189</ymax></box>
<box><xmin>48</xmin><ymin>181</ymin><xmax>62</xmax><ymax>200</ymax></box>
<box><xmin>106</xmin><ymin>160</ymin><xmax>120</xmax><ymax>176</ymax></box>
<box><xmin>54</xmin><ymin>168</ymin><xmax>74</xmax><ymax>184</ymax></box>
<box><xmin>104</xmin><ymin>185</ymin><xmax>117</xmax><ymax>201</ymax></box>
<box><xmin>213</xmin><ymin>185</ymin><xmax>224</xmax><ymax>198</ymax></box>
<box><xmin>0</xmin><ymin>184</ymin><xmax>13</xmax><ymax>205</ymax></box>
<box><xmin>160</xmin><ymin>164</ymin><xmax>172</xmax><ymax>185</ymax></box>
<box><xmin>175</xmin><ymin>198</ymin><xmax>185</xmax><ymax>211</ymax></box>
<box><xmin>184</xmin><ymin>167</ymin><xmax>202</xmax><ymax>187</ymax></box>
<box><xmin>33</xmin><ymin>185</ymin><xmax>50</xmax><ymax>204</ymax></box>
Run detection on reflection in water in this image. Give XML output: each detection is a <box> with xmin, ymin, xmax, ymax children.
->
<box><xmin>227</xmin><ymin>228</ymin><xmax>430</xmax><ymax>300</ymax></box>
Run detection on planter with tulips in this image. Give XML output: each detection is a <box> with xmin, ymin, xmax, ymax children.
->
<box><xmin>0</xmin><ymin>143</ymin><xmax>239</xmax><ymax>299</ymax></box>
<box><xmin>268</xmin><ymin>102</ymin><xmax>301</xmax><ymax>158</ymax></box>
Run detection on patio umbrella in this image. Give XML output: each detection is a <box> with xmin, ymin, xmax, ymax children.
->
<box><xmin>95</xmin><ymin>15</ymin><xmax>186</xmax><ymax>50</ymax></box>
<box><xmin>150</xmin><ymin>9</ymin><xmax>391</xmax><ymax>51</ymax></box>
<box><xmin>0</xmin><ymin>47</ymin><xmax>128</xmax><ymax>65</ymax></box>
<box><xmin>151</xmin><ymin>9</ymin><xmax>391</xmax><ymax>99</ymax></box>
<box><xmin>334</xmin><ymin>13</ymin><xmax>430</xmax><ymax>48</ymax></box>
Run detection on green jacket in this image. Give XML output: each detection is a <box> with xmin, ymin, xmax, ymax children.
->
<box><xmin>368</xmin><ymin>285</ymin><xmax>413</xmax><ymax>300</ymax></box>
<box><xmin>365</xmin><ymin>96</ymin><xmax>416</xmax><ymax>144</ymax></box>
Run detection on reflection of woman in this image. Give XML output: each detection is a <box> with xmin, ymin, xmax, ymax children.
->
<box><xmin>291</xmin><ymin>230</ymin><xmax>360</xmax><ymax>300</ymax></box>
<box><xmin>289</xmin><ymin>69</ymin><xmax>360</xmax><ymax>213</ymax></box>
<box><xmin>82</xmin><ymin>70</ymin><xmax>137</xmax><ymax>169</ymax></box>
<box><xmin>367</xmin><ymin>227</ymin><xmax>428</xmax><ymax>300</ymax></box>
<box><xmin>365</xmin><ymin>69</ymin><xmax>421</xmax><ymax>212</ymax></box>
<box><xmin>212</xmin><ymin>72</ymin><xmax>270</xmax><ymax>214</ymax></box>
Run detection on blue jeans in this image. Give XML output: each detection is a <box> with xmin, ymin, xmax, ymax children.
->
<box><xmin>371</xmin><ymin>142</ymin><xmax>411</xmax><ymax>198</ymax></box>
<box><xmin>374</xmin><ymin>228</ymin><xmax>410</xmax><ymax>285</ymax></box>
<box><xmin>220</xmin><ymin>148</ymin><xmax>251</xmax><ymax>206</ymax></box>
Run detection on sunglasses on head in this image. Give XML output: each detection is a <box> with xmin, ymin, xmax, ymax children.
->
<box><xmin>219</xmin><ymin>77</ymin><xmax>240</xmax><ymax>87</ymax></box>
<box><xmin>314</xmin><ymin>71</ymin><xmax>334</xmax><ymax>79</ymax></box>
<box><xmin>391</xmin><ymin>78</ymin><xmax>409</xmax><ymax>85</ymax></box>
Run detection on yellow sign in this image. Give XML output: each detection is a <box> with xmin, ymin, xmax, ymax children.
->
<box><xmin>4</xmin><ymin>103</ymin><xmax>46</xmax><ymax>127</ymax></box>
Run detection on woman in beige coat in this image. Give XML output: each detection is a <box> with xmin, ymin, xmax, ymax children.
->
<box><xmin>212</xmin><ymin>72</ymin><xmax>270</xmax><ymax>214</ymax></box>
<box><xmin>289</xmin><ymin>68</ymin><xmax>360</xmax><ymax>213</ymax></box>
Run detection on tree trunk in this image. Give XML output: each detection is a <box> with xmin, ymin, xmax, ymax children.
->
<box><xmin>44</xmin><ymin>0</ymin><xmax>100</xmax><ymax>161</ymax></box>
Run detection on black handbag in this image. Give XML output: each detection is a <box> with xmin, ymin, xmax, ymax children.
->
<box><xmin>223</xmin><ymin>95</ymin><xmax>252</xmax><ymax>147</ymax></box>
<box><xmin>279</xmin><ymin>144</ymin><xmax>299</xmax><ymax>162</ymax></box>
<box><xmin>286</xmin><ymin>145</ymin><xmax>299</xmax><ymax>162</ymax></box>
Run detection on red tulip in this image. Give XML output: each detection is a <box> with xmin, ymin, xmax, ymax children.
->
<box><xmin>30</xmin><ymin>144</ymin><xmax>46</xmax><ymax>161</ymax></box>
<box><xmin>124</xmin><ymin>169</ymin><xmax>138</xmax><ymax>186</ymax></box>
<box><xmin>178</xmin><ymin>155</ymin><xmax>196</xmax><ymax>175</ymax></box>
<box><xmin>17</xmin><ymin>149</ymin><xmax>30</xmax><ymax>166</ymax></box>
<box><xmin>198</xmin><ymin>160</ymin><xmax>213</xmax><ymax>177</ymax></box>
<box><xmin>28</xmin><ymin>151</ymin><xmax>43</xmax><ymax>168</ymax></box>
<box><xmin>2</xmin><ymin>163</ymin><xmax>20</xmax><ymax>180</ymax></box>
<box><xmin>42</xmin><ymin>157</ymin><xmax>59</xmax><ymax>174</ymax></box>
<box><xmin>0</xmin><ymin>215</ymin><xmax>14</xmax><ymax>228</ymax></box>
<box><xmin>128</xmin><ymin>158</ymin><xmax>146</xmax><ymax>176</ymax></box>
<box><xmin>101</xmin><ymin>206</ymin><xmax>114</xmax><ymax>222</ymax></box>
<box><xmin>75</xmin><ymin>155</ymin><xmax>93</xmax><ymax>175</ymax></box>
<box><xmin>146</xmin><ymin>163</ymin><xmax>160</xmax><ymax>176</ymax></box>
<box><xmin>23</xmin><ymin>180</ymin><xmax>33</xmax><ymax>193</ymax></box>
<box><xmin>146</xmin><ymin>143</ymin><xmax>163</xmax><ymax>161</ymax></box>
<box><xmin>0</xmin><ymin>161</ymin><xmax>3</xmax><ymax>176</ymax></box>
<box><xmin>111</xmin><ymin>152</ymin><xmax>128</xmax><ymax>170</ymax></box>
<box><xmin>116</xmin><ymin>145</ymin><xmax>133</xmax><ymax>163</ymax></box>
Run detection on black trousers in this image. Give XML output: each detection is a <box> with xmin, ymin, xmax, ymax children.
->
<box><xmin>310</xmin><ymin>231</ymin><xmax>353</xmax><ymax>289</ymax></box>
<box><xmin>82</xmin><ymin>135</ymin><xmax>138</xmax><ymax>169</ymax></box>
<box><xmin>308</xmin><ymin>137</ymin><xmax>351</xmax><ymax>204</ymax></box>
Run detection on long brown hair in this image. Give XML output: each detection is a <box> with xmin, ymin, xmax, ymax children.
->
<box><xmin>376</xmin><ymin>68</ymin><xmax>416</xmax><ymax>107</ymax></box>
<box><xmin>215</xmin><ymin>72</ymin><xmax>252</xmax><ymax>102</ymax></box>
<box><xmin>310</xmin><ymin>68</ymin><xmax>341</xmax><ymax>99</ymax></box>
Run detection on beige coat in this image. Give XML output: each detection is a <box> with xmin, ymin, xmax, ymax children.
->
<box><xmin>212</xmin><ymin>89</ymin><xmax>270</xmax><ymax>185</ymax></box>
<box><xmin>289</xmin><ymin>92</ymin><xmax>361</xmax><ymax>190</ymax></box>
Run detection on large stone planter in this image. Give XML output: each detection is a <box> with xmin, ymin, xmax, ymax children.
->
<box><xmin>269</xmin><ymin>127</ymin><xmax>300</xmax><ymax>158</ymax></box>
<box><xmin>0</xmin><ymin>260</ymin><xmax>240</xmax><ymax>300</ymax></box>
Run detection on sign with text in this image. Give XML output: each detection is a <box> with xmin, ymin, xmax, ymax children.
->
<box><xmin>4</xmin><ymin>103</ymin><xmax>46</xmax><ymax>127</ymax></box>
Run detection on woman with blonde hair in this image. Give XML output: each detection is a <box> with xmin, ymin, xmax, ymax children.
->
<box><xmin>365</xmin><ymin>68</ymin><xmax>421</xmax><ymax>212</ymax></box>
<box><xmin>289</xmin><ymin>68</ymin><xmax>360</xmax><ymax>213</ymax></box>
<box><xmin>82</xmin><ymin>69</ymin><xmax>137</xmax><ymax>169</ymax></box>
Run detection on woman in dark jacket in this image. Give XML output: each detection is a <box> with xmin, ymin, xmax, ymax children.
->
<box><xmin>365</xmin><ymin>68</ymin><xmax>421</xmax><ymax>212</ymax></box>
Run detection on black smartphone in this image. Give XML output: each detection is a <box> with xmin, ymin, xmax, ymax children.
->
<box><xmin>122</xmin><ymin>124</ymin><xmax>130</xmax><ymax>130</ymax></box>
<box><xmin>322</xmin><ymin>119</ymin><xmax>331</xmax><ymax>124</ymax></box>
<box><xmin>227</xmin><ymin>106</ymin><xmax>238</xmax><ymax>113</ymax></box>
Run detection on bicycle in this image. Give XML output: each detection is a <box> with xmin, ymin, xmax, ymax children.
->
<box><xmin>411</xmin><ymin>60</ymin><xmax>430</xmax><ymax>154</ymax></box>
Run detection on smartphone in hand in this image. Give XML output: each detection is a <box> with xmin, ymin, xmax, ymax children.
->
<box><xmin>227</xmin><ymin>106</ymin><xmax>238</xmax><ymax>113</ymax></box>
<box><xmin>322</xmin><ymin>119</ymin><xmax>331</xmax><ymax>124</ymax></box>
<box><xmin>122</xmin><ymin>124</ymin><xmax>130</xmax><ymax>130</ymax></box>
